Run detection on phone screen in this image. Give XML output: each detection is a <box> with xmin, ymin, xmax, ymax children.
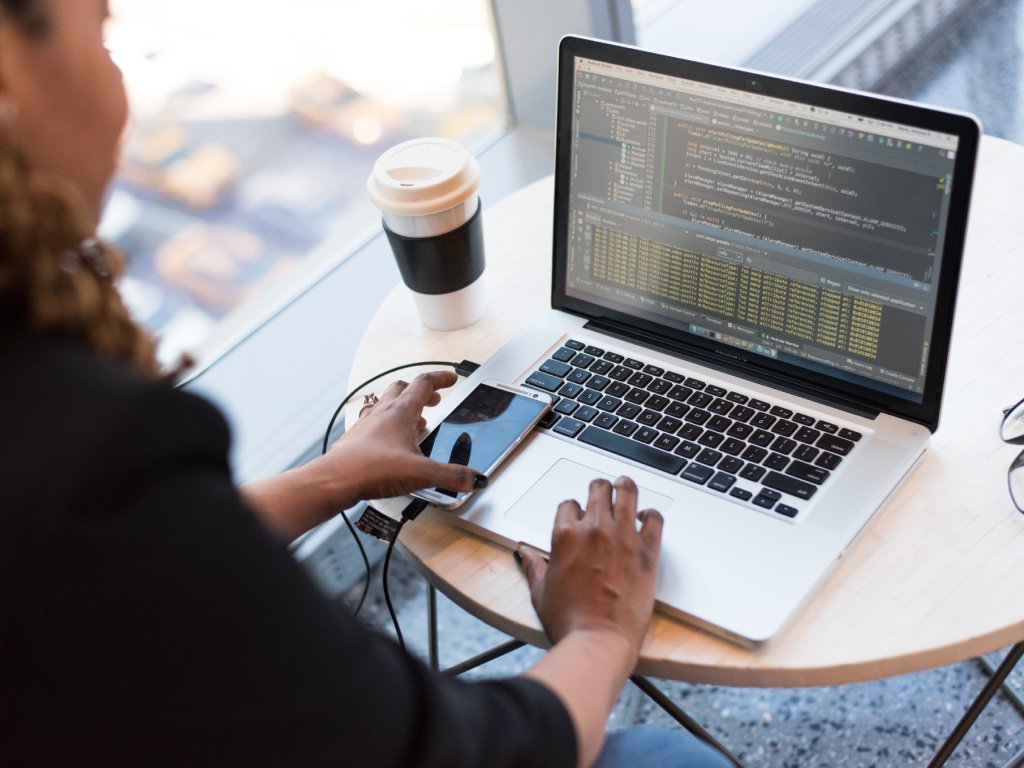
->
<box><xmin>419</xmin><ymin>383</ymin><xmax>549</xmax><ymax>500</ymax></box>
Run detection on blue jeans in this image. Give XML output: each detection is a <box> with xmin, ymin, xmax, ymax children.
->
<box><xmin>592</xmin><ymin>725</ymin><xmax>735</xmax><ymax>768</ymax></box>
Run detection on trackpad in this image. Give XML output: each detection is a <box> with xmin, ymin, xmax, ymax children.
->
<box><xmin>505</xmin><ymin>458</ymin><xmax>674</xmax><ymax>536</ymax></box>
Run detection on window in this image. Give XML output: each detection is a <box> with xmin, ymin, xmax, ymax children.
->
<box><xmin>103</xmin><ymin>0</ymin><xmax>503</xmax><ymax>365</ymax></box>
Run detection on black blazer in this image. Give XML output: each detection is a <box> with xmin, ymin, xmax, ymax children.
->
<box><xmin>0</xmin><ymin>325</ymin><xmax>574</xmax><ymax>768</ymax></box>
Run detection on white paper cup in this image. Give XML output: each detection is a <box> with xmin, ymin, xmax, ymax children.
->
<box><xmin>367</xmin><ymin>138</ymin><xmax>486</xmax><ymax>331</ymax></box>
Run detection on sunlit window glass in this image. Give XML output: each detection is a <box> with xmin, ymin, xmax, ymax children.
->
<box><xmin>102</xmin><ymin>0</ymin><xmax>503</xmax><ymax>364</ymax></box>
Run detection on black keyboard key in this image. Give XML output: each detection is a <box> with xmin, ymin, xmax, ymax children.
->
<box><xmin>594</xmin><ymin>412</ymin><xmax>618</xmax><ymax>430</ymax></box>
<box><xmin>526</xmin><ymin>372</ymin><xmax>563</xmax><ymax>392</ymax></box>
<box><xmin>696</xmin><ymin>448</ymin><xmax>723</xmax><ymax>466</ymax></box>
<box><xmin>637</xmin><ymin>410</ymin><xmax>661</xmax><ymax>427</ymax></box>
<box><xmin>679</xmin><ymin>424</ymin><xmax>703</xmax><ymax>441</ymax></box>
<box><xmin>597</xmin><ymin>395</ymin><xmax>623</xmax><ymax>412</ymax></box>
<box><xmin>634</xmin><ymin>427</ymin><xmax>658</xmax><ymax>444</ymax></box>
<box><xmin>540</xmin><ymin>412</ymin><xmax>559</xmax><ymax>429</ymax></box>
<box><xmin>770</xmin><ymin>406</ymin><xmax>793</xmax><ymax>419</ymax></box>
<box><xmin>539</xmin><ymin>359</ymin><xmax>572</xmax><ymax>377</ymax></box>
<box><xmin>750</xmin><ymin>412</ymin><xmax>776</xmax><ymax>429</ymax></box>
<box><xmin>741</xmin><ymin>445</ymin><xmax>768</xmax><ymax>463</ymax></box>
<box><xmin>668</xmin><ymin>385</ymin><xmax>694</xmax><ymax>402</ymax></box>
<box><xmin>552</xmin><ymin>347</ymin><xmax>576</xmax><ymax>363</ymax></box>
<box><xmin>707</xmin><ymin>415</ymin><xmax>732</xmax><ymax>432</ymax></box>
<box><xmin>612</xmin><ymin>420</ymin><xmax>639</xmax><ymax>437</ymax></box>
<box><xmin>554</xmin><ymin>418</ymin><xmax>585</xmax><ymax>438</ymax></box>
<box><xmin>815</xmin><ymin>451</ymin><xmax>842</xmax><ymax>470</ymax></box>
<box><xmin>554</xmin><ymin>399</ymin><xmax>579</xmax><ymax>415</ymax></box>
<box><xmin>628</xmin><ymin>372</ymin><xmax>653</xmax><ymax>387</ymax></box>
<box><xmin>654</xmin><ymin>434</ymin><xmax>680</xmax><ymax>451</ymax></box>
<box><xmin>793</xmin><ymin>445</ymin><xmax>819</xmax><ymax>463</ymax></box>
<box><xmin>726</xmin><ymin>422</ymin><xmax>754</xmax><ymax>440</ymax></box>
<box><xmin>730</xmin><ymin>487</ymin><xmax>753</xmax><ymax>501</ymax></box>
<box><xmin>740</xmin><ymin>464</ymin><xmax>766</xmax><ymax>482</ymax></box>
<box><xmin>626</xmin><ymin>388</ymin><xmax>650</xmax><ymax>405</ymax></box>
<box><xmin>752</xmin><ymin>490</ymin><xmax>782</xmax><ymax>509</ymax></box>
<box><xmin>573</xmin><ymin>354</ymin><xmax>596</xmax><ymax>369</ymax></box>
<box><xmin>684</xmin><ymin>377</ymin><xmax>706</xmax><ymax>390</ymax></box>
<box><xmin>590</xmin><ymin>360</ymin><xmax>614</xmax><ymax>376</ymax></box>
<box><xmin>726</xmin><ymin>391</ymin><xmax>749</xmax><ymax>404</ymax></box>
<box><xmin>815</xmin><ymin>420</ymin><xmax>838</xmax><ymax>434</ymax></box>
<box><xmin>749</xmin><ymin>429</ymin><xmax>774</xmax><ymax>447</ymax></box>
<box><xmin>606</xmin><ymin>381</ymin><xmax>630</xmax><ymax>398</ymax></box>
<box><xmin>688</xmin><ymin>392</ymin><xmax>714</xmax><ymax>408</ymax></box>
<box><xmin>763</xmin><ymin>471</ymin><xmax>817</xmax><ymax>500</ymax></box>
<box><xmin>578</xmin><ymin>426</ymin><xmax>687</xmax><ymax>474</ymax></box>
<box><xmin>839</xmin><ymin>428</ymin><xmax>863</xmax><ymax>442</ymax></box>
<box><xmin>770</xmin><ymin>437</ymin><xmax>798</xmax><ymax>455</ymax></box>
<box><xmin>616</xmin><ymin>402</ymin><xmax>642</xmax><ymax>420</ymax></box>
<box><xmin>603</xmin><ymin>351</ymin><xmax>624</xmax><ymax>364</ymax></box>
<box><xmin>656</xmin><ymin>416</ymin><xmax>683</xmax><ymax>434</ymax></box>
<box><xmin>708</xmin><ymin>472</ymin><xmax>736</xmax><ymax>492</ymax></box>
<box><xmin>567</xmin><ymin>368</ymin><xmax>591</xmax><ymax>385</ymax></box>
<box><xmin>698</xmin><ymin>431</ymin><xmax>724</xmax><ymax>449</ymax></box>
<box><xmin>575</xmin><ymin>406</ymin><xmax>599</xmax><ymax>422</ymax></box>
<box><xmin>665</xmin><ymin>402</ymin><xmax>690</xmax><ymax>419</ymax></box>
<box><xmin>583</xmin><ymin>345</ymin><xmax>604</xmax><ymax>357</ymax></box>
<box><xmin>771</xmin><ymin>420</ymin><xmax>798</xmax><ymax>437</ymax></box>
<box><xmin>643</xmin><ymin>364</ymin><xmax>665</xmax><ymax>376</ymax></box>
<box><xmin>558</xmin><ymin>382</ymin><xmax>584</xmax><ymax>399</ymax></box>
<box><xmin>578</xmin><ymin>389</ymin><xmax>602</xmax><ymax>406</ymax></box>
<box><xmin>792</xmin><ymin>412</ymin><xmax>816</xmax><ymax>426</ymax></box>
<box><xmin>588</xmin><ymin>375</ymin><xmax>611</xmax><ymax>392</ymax></box>
<box><xmin>681</xmin><ymin>464</ymin><xmax>715</xmax><ymax>485</ymax></box>
<box><xmin>794</xmin><ymin>426</ymin><xmax>821</xmax><ymax>444</ymax></box>
<box><xmin>705</xmin><ymin>385</ymin><xmax>727</xmax><ymax>398</ymax></box>
<box><xmin>776</xmin><ymin>504</ymin><xmax>799</xmax><ymax>518</ymax></box>
<box><xmin>609</xmin><ymin>365</ymin><xmax>633</xmax><ymax>382</ymax></box>
<box><xmin>748</xmin><ymin>399</ymin><xmax>770</xmax><ymax>411</ymax></box>
<box><xmin>719</xmin><ymin>456</ymin><xmax>744</xmax><ymax>474</ymax></box>
<box><xmin>721</xmin><ymin>438</ymin><xmax>746</xmax><ymax>456</ymax></box>
<box><xmin>817</xmin><ymin>434</ymin><xmax>855</xmax><ymax>456</ymax></box>
<box><xmin>646</xmin><ymin>395</ymin><xmax>670</xmax><ymax>411</ymax></box>
<box><xmin>730</xmin><ymin>406</ymin><xmax>755</xmax><ymax>422</ymax></box>
<box><xmin>624</xmin><ymin>358</ymin><xmax>644</xmax><ymax>370</ymax></box>
<box><xmin>565</xmin><ymin>339</ymin><xmax>585</xmax><ymax>350</ymax></box>
<box><xmin>648</xmin><ymin>379</ymin><xmax>672</xmax><ymax>395</ymax></box>
<box><xmin>764</xmin><ymin>453</ymin><xmax>790</xmax><ymax>471</ymax></box>
<box><xmin>674</xmin><ymin>441</ymin><xmax>701</xmax><ymax>459</ymax></box>
<box><xmin>709</xmin><ymin>399</ymin><xmax>733</xmax><ymax>415</ymax></box>
<box><xmin>664</xmin><ymin>371</ymin><xmax>685</xmax><ymax>383</ymax></box>
<box><xmin>685</xmin><ymin>409</ymin><xmax>711</xmax><ymax>426</ymax></box>
<box><xmin>786</xmin><ymin>460</ymin><xmax>830</xmax><ymax>485</ymax></box>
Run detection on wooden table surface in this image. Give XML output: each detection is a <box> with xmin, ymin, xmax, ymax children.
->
<box><xmin>348</xmin><ymin>135</ymin><xmax>1024</xmax><ymax>687</ymax></box>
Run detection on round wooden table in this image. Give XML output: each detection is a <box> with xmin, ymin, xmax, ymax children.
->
<box><xmin>348</xmin><ymin>135</ymin><xmax>1024</xmax><ymax>688</ymax></box>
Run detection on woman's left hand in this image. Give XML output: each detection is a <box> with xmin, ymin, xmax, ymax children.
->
<box><xmin>241</xmin><ymin>371</ymin><xmax>481</xmax><ymax>539</ymax></box>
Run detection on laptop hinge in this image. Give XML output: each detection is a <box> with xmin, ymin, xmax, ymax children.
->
<box><xmin>585</xmin><ymin>318</ymin><xmax>881</xmax><ymax>420</ymax></box>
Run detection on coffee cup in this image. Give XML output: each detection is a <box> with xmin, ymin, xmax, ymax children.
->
<box><xmin>367</xmin><ymin>138</ymin><xmax>486</xmax><ymax>331</ymax></box>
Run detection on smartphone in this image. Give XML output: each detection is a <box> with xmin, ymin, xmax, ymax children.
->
<box><xmin>412</xmin><ymin>380</ymin><xmax>553</xmax><ymax>509</ymax></box>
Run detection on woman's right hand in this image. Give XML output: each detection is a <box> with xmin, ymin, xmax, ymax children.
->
<box><xmin>517</xmin><ymin>476</ymin><xmax>664</xmax><ymax>659</ymax></box>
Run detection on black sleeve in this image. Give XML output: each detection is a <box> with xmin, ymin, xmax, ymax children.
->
<box><xmin>15</xmin><ymin>384</ymin><xmax>577</xmax><ymax>768</ymax></box>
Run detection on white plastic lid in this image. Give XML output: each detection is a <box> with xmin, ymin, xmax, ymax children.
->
<box><xmin>367</xmin><ymin>137</ymin><xmax>481</xmax><ymax>217</ymax></box>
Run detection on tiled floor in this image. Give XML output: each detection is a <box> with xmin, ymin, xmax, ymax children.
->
<box><xmin>343</xmin><ymin>4</ymin><xmax>1024</xmax><ymax>766</ymax></box>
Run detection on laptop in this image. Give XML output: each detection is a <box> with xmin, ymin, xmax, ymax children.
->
<box><xmin>443</xmin><ymin>35</ymin><xmax>980</xmax><ymax>646</ymax></box>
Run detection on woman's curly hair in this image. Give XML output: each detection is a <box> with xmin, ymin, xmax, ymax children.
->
<box><xmin>0</xmin><ymin>0</ymin><xmax>160</xmax><ymax>376</ymax></box>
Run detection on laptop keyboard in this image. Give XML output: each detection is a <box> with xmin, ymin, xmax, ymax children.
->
<box><xmin>525</xmin><ymin>339</ymin><xmax>863</xmax><ymax>520</ymax></box>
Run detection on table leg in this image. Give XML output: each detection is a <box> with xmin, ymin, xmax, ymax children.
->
<box><xmin>927</xmin><ymin>642</ymin><xmax>1024</xmax><ymax>768</ymax></box>
<box><xmin>427</xmin><ymin>584</ymin><xmax>440</xmax><ymax>672</ymax></box>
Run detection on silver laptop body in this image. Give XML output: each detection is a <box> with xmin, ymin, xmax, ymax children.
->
<box><xmin>439</xmin><ymin>36</ymin><xmax>980</xmax><ymax>646</ymax></box>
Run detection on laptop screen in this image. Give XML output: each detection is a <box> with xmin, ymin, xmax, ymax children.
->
<box><xmin>553</xmin><ymin>38</ymin><xmax>979</xmax><ymax>427</ymax></box>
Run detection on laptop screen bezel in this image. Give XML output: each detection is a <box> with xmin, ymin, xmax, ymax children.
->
<box><xmin>551</xmin><ymin>35</ymin><xmax>980</xmax><ymax>432</ymax></box>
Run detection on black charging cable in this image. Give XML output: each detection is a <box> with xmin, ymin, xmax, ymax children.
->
<box><xmin>320</xmin><ymin>359</ymin><xmax>479</xmax><ymax>618</ymax></box>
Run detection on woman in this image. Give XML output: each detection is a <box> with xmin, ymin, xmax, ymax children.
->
<box><xmin>0</xmin><ymin>2</ymin><xmax>732</xmax><ymax>766</ymax></box>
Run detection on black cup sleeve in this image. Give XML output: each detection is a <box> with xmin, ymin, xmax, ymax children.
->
<box><xmin>384</xmin><ymin>202</ymin><xmax>485</xmax><ymax>295</ymax></box>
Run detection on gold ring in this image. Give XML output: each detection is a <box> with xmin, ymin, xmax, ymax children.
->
<box><xmin>362</xmin><ymin>393</ymin><xmax>380</xmax><ymax>407</ymax></box>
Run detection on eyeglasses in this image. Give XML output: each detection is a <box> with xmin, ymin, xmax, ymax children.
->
<box><xmin>1000</xmin><ymin>397</ymin><xmax>1024</xmax><ymax>513</ymax></box>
